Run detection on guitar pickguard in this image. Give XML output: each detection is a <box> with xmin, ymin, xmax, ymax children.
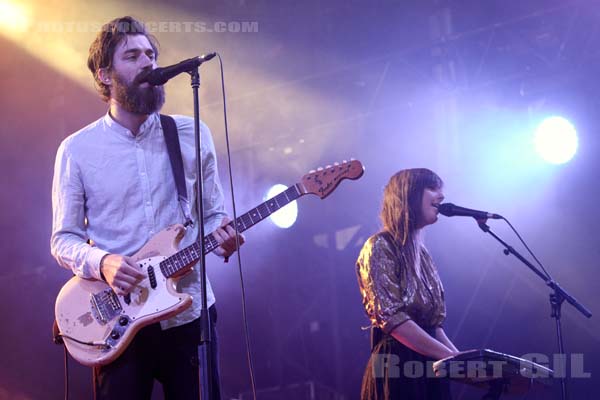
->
<box><xmin>55</xmin><ymin>255</ymin><xmax>192</xmax><ymax>366</ymax></box>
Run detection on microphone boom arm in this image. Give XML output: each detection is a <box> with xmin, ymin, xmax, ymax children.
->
<box><xmin>477</xmin><ymin>220</ymin><xmax>592</xmax><ymax>400</ymax></box>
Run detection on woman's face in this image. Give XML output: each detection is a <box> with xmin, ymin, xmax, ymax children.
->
<box><xmin>418</xmin><ymin>186</ymin><xmax>445</xmax><ymax>228</ymax></box>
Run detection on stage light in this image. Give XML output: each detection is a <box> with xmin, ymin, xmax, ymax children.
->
<box><xmin>534</xmin><ymin>116</ymin><xmax>578</xmax><ymax>164</ymax></box>
<box><xmin>0</xmin><ymin>0</ymin><xmax>31</xmax><ymax>36</ymax></box>
<box><xmin>265</xmin><ymin>184</ymin><xmax>298</xmax><ymax>229</ymax></box>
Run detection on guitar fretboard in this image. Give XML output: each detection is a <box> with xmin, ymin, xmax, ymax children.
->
<box><xmin>159</xmin><ymin>184</ymin><xmax>302</xmax><ymax>278</ymax></box>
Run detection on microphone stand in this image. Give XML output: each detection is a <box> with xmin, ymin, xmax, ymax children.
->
<box><xmin>189</xmin><ymin>67</ymin><xmax>214</xmax><ymax>399</ymax></box>
<box><xmin>476</xmin><ymin>220</ymin><xmax>592</xmax><ymax>400</ymax></box>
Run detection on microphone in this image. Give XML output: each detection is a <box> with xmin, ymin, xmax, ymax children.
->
<box><xmin>437</xmin><ymin>203</ymin><xmax>502</xmax><ymax>220</ymax></box>
<box><xmin>143</xmin><ymin>53</ymin><xmax>216</xmax><ymax>85</ymax></box>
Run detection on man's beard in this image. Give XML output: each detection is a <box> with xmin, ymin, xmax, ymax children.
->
<box><xmin>112</xmin><ymin>70</ymin><xmax>165</xmax><ymax>115</ymax></box>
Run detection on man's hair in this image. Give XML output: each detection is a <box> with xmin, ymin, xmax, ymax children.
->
<box><xmin>87</xmin><ymin>16</ymin><xmax>159</xmax><ymax>102</ymax></box>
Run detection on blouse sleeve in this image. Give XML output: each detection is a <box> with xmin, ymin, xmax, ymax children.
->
<box><xmin>356</xmin><ymin>234</ymin><xmax>411</xmax><ymax>334</ymax></box>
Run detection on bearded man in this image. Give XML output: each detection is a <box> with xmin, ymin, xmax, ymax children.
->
<box><xmin>51</xmin><ymin>16</ymin><xmax>243</xmax><ymax>400</ymax></box>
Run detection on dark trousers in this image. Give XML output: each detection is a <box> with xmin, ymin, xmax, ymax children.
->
<box><xmin>94</xmin><ymin>305</ymin><xmax>221</xmax><ymax>400</ymax></box>
<box><xmin>361</xmin><ymin>326</ymin><xmax>452</xmax><ymax>400</ymax></box>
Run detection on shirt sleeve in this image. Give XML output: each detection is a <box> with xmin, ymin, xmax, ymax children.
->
<box><xmin>356</xmin><ymin>235</ymin><xmax>411</xmax><ymax>334</ymax></box>
<box><xmin>50</xmin><ymin>139</ymin><xmax>108</xmax><ymax>280</ymax></box>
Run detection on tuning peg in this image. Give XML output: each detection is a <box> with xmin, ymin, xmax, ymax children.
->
<box><xmin>325</xmin><ymin>165</ymin><xmax>332</xmax><ymax>169</ymax></box>
<box><xmin>309</xmin><ymin>169</ymin><xmax>316</xmax><ymax>174</ymax></box>
<box><xmin>317</xmin><ymin>167</ymin><xmax>324</xmax><ymax>171</ymax></box>
<box><xmin>342</xmin><ymin>160</ymin><xmax>347</xmax><ymax>163</ymax></box>
<box><xmin>350</xmin><ymin>157</ymin><xmax>355</xmax><ymax>161</ymax></box>
<box><xmin>334</xmin><ymin>162</ymin><xmax>339</xmax><ymax>166</ymax></box>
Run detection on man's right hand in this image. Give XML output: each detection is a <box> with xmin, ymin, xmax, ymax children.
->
<box><xmin>100</xmin><ymin>254</ymin><xmax>145</xmax><ymax>296</ymax></box>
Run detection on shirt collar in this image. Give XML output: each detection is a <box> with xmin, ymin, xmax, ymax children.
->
<box><xmin>103</xmin><ymin>111</ymin><xmax>160</xmax><ymax>139</ymax></box>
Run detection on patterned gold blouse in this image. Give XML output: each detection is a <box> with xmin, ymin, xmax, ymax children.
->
<box><xmin>356</xmin><ymin>233</ymin><xmax>446</xmax><ymax>333</ymax></box>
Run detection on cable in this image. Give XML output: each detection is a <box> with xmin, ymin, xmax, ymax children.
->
<box><xmin>63</xmin><ymin>345</ymin><xmax>69</xmax><ymax>400</ymax></box>
<box><xmin>501</xmin><ymin>216</ymin><xmax>554</xmax><ymax>281</ymax></box>
<box><xmin>57</xmin><ymin>333</ymin><xmax>109</xmax><ymax>348</ymax></box>
<box><xmin>215</xmin><ymin>53</ymin><xmax>258</xmax><ymax>400</ymax></box>
<box><xmin>53</xmin><ymin>323</ymin><xmax>70</xmax><ymax>400</ymax></box>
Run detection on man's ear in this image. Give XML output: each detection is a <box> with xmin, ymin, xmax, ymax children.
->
<box><xmin>97</xmin><ymin>68</ymin><xmax>111</xmax><ymax>86</ymax></box>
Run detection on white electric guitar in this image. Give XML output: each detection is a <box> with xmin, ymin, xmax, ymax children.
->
<box><xmin>54</xmin><ymin>160</ymin><xmax>364</xmax><ymax>367</ymax></box>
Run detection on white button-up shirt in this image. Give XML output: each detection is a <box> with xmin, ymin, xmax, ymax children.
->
<box><xmin>51</xmin><ymin>112</ymin><xmax>226</xmax><ymax>329</ymax></box>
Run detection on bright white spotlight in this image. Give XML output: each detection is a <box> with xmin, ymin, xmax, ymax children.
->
<box><xmin>265</xmin><ymin>184</ymin><xmax>298</xmax><ymax>229</ymax></box>
<box><xmin>534</xmin><ymin>116</ymin><xmax>578</xmax><ymax>164</ymax></box>
<box><xmin>0</xmin><ymin>1</ymin><xmax>31</xmax><ymax>36</ymax></box>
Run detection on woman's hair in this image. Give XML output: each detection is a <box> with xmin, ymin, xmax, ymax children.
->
<box><xmin>87</xmin><ymin>16</ymin><xmax>159</xmax><ymax>102</ymax></box>
<box><xmin>380</xmin><ymin>168</ymin><xmax>443</xmax><ymax>249</ymax></box>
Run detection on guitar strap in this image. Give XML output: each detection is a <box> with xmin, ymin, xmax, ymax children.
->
<box><xmin>160</xmin><ymin>114</ymin><xmax>193</xmax><ymax>227</ymax></box>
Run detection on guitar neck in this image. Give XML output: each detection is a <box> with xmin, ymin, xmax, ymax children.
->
<box><xmin>160</xmin><ymin>184</ymin><xmax>303</xmax><ymax>278</ymax></box>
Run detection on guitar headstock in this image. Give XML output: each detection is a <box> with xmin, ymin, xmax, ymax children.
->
<box><xmin>300</xmin><ymin>159</ymin><xmax>364</xmax><ymax>199</ymax></box>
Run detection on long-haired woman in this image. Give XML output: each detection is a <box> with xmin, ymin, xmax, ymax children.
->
<box><xmin>357</xmin><ymin>168</ymin><xmax>458</xmax><ymax>399</ymax></box>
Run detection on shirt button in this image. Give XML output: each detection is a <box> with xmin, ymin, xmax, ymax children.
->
<box><xmin>146</xmin><ymin>201</ymin><xmax>151</xmax><ymax>206</ymax></box>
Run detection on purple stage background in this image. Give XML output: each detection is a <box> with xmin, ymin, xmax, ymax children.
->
<box><xmin>1</xmin><ymin>1</ymin><xmax>598</xmax><ymax>399</ymax></box>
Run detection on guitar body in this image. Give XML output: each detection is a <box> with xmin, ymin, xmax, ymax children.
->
<box><xmin>55</xmin><ymin>225</ymin><xmax>193</xmax><ymax>367</ymax></box>
<box><xmin>55</xmin><ymin>160</ymin><xmax>365</xmax><ymax>367</ymax></box>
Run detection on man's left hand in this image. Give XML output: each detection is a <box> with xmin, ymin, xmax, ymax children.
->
<box><xmin>212</xmin><ymin>217</ymin><xmax>245</xmax><ymax>260</ymax></box>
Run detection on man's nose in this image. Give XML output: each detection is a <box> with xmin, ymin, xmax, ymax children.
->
<box><xmin>139</xmin><ymin>54</ymin><xmax>155</xmax><ymax>68</ymax></box>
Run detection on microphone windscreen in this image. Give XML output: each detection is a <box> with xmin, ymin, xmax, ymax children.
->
<box><xmin>437</xmin><ymin>203</ymin><xmax>455</xmax><ymax>217</ymax></box>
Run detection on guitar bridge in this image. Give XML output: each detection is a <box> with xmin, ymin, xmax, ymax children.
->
<box><xmin>90</xmin><ymin>288</ymin><xmax>123</xmax><ymax>325</ymax></box>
